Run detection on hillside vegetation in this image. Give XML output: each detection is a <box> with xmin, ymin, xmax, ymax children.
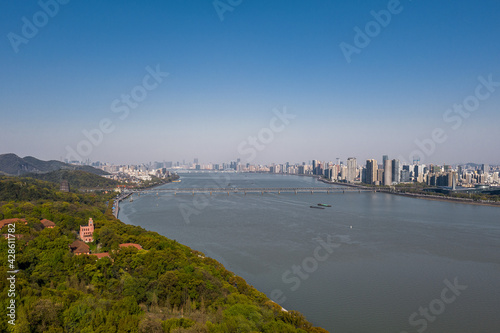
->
<box><xmin>0</xmin><ymin>177</ymin><xmax>328</xmax><ymax>332</ymax></box>
<box><xmin>0</xmin><ymin>154</ymin><xmax>108</xmax><ymax>176</ymax></box>
<box><xmin>25</xmin><ymin>170</ymin><xmax>119</xmax><ymax>190</ymax></box>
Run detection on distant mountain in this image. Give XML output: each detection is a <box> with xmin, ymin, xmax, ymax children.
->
<box><xmin>0</xmin><ymin>153</ymin><xmax>109</xmax><ymax>176</ymax></box>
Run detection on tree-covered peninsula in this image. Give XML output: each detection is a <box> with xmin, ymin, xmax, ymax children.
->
<box><xmin>0</xmin><ymin>176</ymin><xmax>328</xmax><ymax>332</ymax></box>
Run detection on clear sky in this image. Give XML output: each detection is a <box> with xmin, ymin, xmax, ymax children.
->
<box><xmin>1</xmin><ymin>0</ymin><xmax>499</xmax><ymax>165</ymax></box>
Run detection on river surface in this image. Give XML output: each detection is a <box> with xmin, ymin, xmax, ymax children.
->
<box><xmin>119</xmin><ymin>172</ymin><xmax>500</xmax><ymax>333</ymax></box>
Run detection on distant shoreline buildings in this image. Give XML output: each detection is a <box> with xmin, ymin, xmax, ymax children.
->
<box><xmin>68</xmin><ymin>157</ymin><xmax>499</xmax><ymax>190</ymax></box>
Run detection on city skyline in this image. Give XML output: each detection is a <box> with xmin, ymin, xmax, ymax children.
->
<box><xmin>2</xmin><ymin>1</ymin><xmax>500</xmax><ymax>164</ymax></box>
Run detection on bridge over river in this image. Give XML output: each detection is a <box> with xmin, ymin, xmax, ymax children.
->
<box><xmin>131</xmin><ymin>186</ymin><xmax>376</xmax><ymax>195</ymax></box>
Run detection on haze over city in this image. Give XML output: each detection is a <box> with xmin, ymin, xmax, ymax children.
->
<box><xmin>1</xmin><ymin>0</ymin><xmax>499</xmax><ymax>165</ymax></box>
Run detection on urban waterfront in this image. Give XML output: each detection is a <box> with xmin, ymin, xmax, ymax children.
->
<box><xmin>119</xmin><ymin>172</ymin><xmax>500</xmax><ymax>333</ymax></box>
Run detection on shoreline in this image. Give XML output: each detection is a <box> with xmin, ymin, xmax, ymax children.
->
<box><xmin>385</xmin><ymin>191</ymin><xmax>500</xmax><ymax>207</ymax></box>
<box><xmin>114</xmin><ymin>175</ymin><xmax>179</xmax><ymax>218</ymax></box>
<box><xmin>317</xmin><ymin>177</ymin><xmax>500</xmax><ymax>208</ymax></box>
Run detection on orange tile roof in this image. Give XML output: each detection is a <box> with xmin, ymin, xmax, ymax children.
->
<box><xmin>70</xmin><ymin>240</ymin><xmax>90</xmax><ymax>254</ymax></box>
<box><xmin>0</xmin><ymin>218</ymin><xmax>27</xmax><ymax>229</ymax></box>
<box><xmin>40</xmin><ymin>219</ymin><xmax>56</xmax><ymax>228</ymax></box>
<box><xmin>92</xmin><ymin>252</ymin><xmax>110</xmax><ymax>259</ymax></box>
<box><xmin>119</xmin><ymin>243</ymin><xmax>143</xmax><ymax>250</ymax></box>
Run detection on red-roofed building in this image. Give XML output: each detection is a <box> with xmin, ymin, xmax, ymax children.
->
<box><xmin>79</xmin><ymin>218</ymin><xmax>94</xmax><ymax>243</ymax></box>
<box><xmin>70</xmin><ymin>240</ymin><xmax>90</xmax><ymax>255</ymax></box>
<box><xmin>40</xmin><ymin>219</ymin><xmax>56</xmax><ymax>229</ymax></box>
<box><xmin>0</xmin><ymin>218</ymin><xmax>27</xmax><ymax>229</ymax></box>
<box><xmin>92</xmin><ymin>252</ymin><xmax>111</xmax><ymax>259</ymax></box>
<box><xmin>119</xmin><ymin>243</ymin><xmax>143</xmax><ymax>250</ymax></box>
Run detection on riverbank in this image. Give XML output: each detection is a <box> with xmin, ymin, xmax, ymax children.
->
<box><xmin>388</xmin><ymin>191</ymin><xmax>500</xmax><ymax>207</ymax></box>
<box><xmin>114</xmin><ymin>174</ymin><xmax>180</xmax><ymax>218</ymax></box>
<box><xmin>317</xmin><ymin>177</ymin><xmax>500</xmax><ymax>207</ymax></box>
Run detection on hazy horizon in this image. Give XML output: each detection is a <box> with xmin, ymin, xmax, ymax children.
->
<box><xmin>2</xmin><ymin>1</ymin><xmax>499</xmax><ymax>165</ymax></box>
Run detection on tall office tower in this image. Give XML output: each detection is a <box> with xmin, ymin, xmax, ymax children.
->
<box><xmin>324</xmin><ymin>168</ymin><xmax>333</xmax><ymax>180</ymax></box>
<box><xmin>340</xmin><ymin>165</ymin><xmax>347</xmax><ymax>181</ymax></box>
<box><xmin>400</xmin><ymin>169</ymin><xmax>410</xmax><ymax>183</ymax></box>
<box><xmin>346</xmin><ymin>157</ymin><xmax>357</xmax><ymax>183</ymax></box>
<box><xmin>298</xmin><ymin>165</ymin><xmax>305</xmax><ymax>175</ymax></box>
<box><xmin>361</xmin><ymin>168</ymin><xmax>367</xmax><ymax>183</ymax></box>
<box><xmin>482</xmin><ymin>164</ymin><xmax>489</xmax><ymax>174</ymax></box>
<box><xmin>366</xmin><ymin>159</ymin><xmax>378</xmax><ymax>185</ymax></box>
<box><xmin>194</xmin><ymin>158</ymin><xmax>199</xmax><ymax>164</ymax></box>
<box><xmin>392</xmin><ymin>159</ymin><xmax>400</xmax><ymax>183</ymax></box>
<box><xmin>384</xmin><ymin>159</ymin><xmax>393</xmax><ymax>186</ymax></box>
<box><xmin>377</xmin><ymin>169</ymin><xmax>385</xmax><ymax>184</ymax></box>
<box><xmin>317</xmin><ymin>163</ymin><xmax>324</xmax><ymax>177</ymax></box>
<box><xmin>312</xmin><ymin>160</ymin><xmax>318</xmax><ymax>175</ymax></box>
<box><xmin>415</xmin><ymin>164</ymin><xmax>426</xmax><ymax>182</ymax></box>
<box><xmin>492</xmin><ymin>172</ymin><xmax>499</xmax><ymax>183</ymax></box>
<box><xmin>383</xmin><ymin>155</ymin><xmax>388</xmax><ymax>164</ymax></box>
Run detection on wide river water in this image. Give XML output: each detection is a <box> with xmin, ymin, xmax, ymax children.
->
<box><xmin>119</xmin><ymin>172</ymin><xmax>500</xmax><ymax>333</ymax></box>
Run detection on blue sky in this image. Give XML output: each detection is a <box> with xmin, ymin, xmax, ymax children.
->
<box><xmin>1</xmin><ymin>0</ymin><xmax>499</xmax><ymax>165</ymax></box>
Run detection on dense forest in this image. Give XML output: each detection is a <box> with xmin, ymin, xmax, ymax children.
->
<box><xmin>24</xmin><ymin>170</ymin><xmax>120</xmax><ymax>190</ymax></box>
<box><xmin>0</xmin><ymin>176</ymin><xmax>328</xmax><ymax>332</ymax></box>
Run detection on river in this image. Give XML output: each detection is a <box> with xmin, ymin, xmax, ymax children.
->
<box><xmin>119</xmin><ymin>172</ymin><xmax>500</xmax><ymax>333</ymax></box>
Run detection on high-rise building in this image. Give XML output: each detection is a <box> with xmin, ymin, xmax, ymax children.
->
<box><xmin>482</xmin><ymin>164</ymin><xmax>489</xmax><ymax>174</ymax></box>
<box><xmin>194</xmin><ymin>158</ymin><xmax>199</xmax><ymax>164</ymax></box>
<box><xmin>317</xmin><ymin>163</ymin><xmax>324</xmax><ymax>177</ymax></box>
<box><xmin>383</xmin><ymin>159</ymin><xmax>393</xmax><ymax>186</ymax></box>
<box><xmin>365</xmin><ymin>159</ymin><xmax>378</xmax><ymax>185</ymax></box>
<box><xmin>340</xmin><ymin>165</ymin><xmax>347</xmax><ymax>181</ymax></box>
<box><xmin>383</xmin><ymin>155</ymin><xmax>388</xmax><ymax>164</ymax></box>
<box><xmin>414</xmin><ymin>164</ymin><xmax>425</xmax><ymax>182</ymax></box>
<box><xmin>346</xmin><ymin>157</ymin><xmax>357</xmax><ymax>183</ymax></box>
<box><xmin>400</xmin><ymin>169</ymin><xmax>410</xmax><ymax>183</ymax></box>
<box><xmin>312</xmin><ymin>160</ymin><xmax>320</xmax><ymax>175</ymax></box>
<box><xmin>361</xmin><ymin>168</ymin><xmax>367</xmax><ymax>184</ymax></box>
<box><xmin>392</xmin><ymin>159</ymin><xmax>400</xmax><ymax>184</ymax></box>
<box><xmin>377</xmin><ymin>169</ymin><xmax>384</xmax><ymax>184</ymax></box>
<box><xmin>298</xmin><ymin>165</ymin><xmax>305</xmax><ymax>175</ymax></box>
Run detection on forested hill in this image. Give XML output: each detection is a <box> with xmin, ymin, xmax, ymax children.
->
<box><xmin>25</xmin><ymin>169</ymin><xmax>120</xmax><ymax>189</ymax></box>
<box><xmin>0</xmin><ymin>176</ymin><xmax>328</xmax><ymax>332</ymax></box>
<box><xmin>0</xmin><ymin>153</ymin><xmax>108</xmax><ymax>176</ymax></box>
